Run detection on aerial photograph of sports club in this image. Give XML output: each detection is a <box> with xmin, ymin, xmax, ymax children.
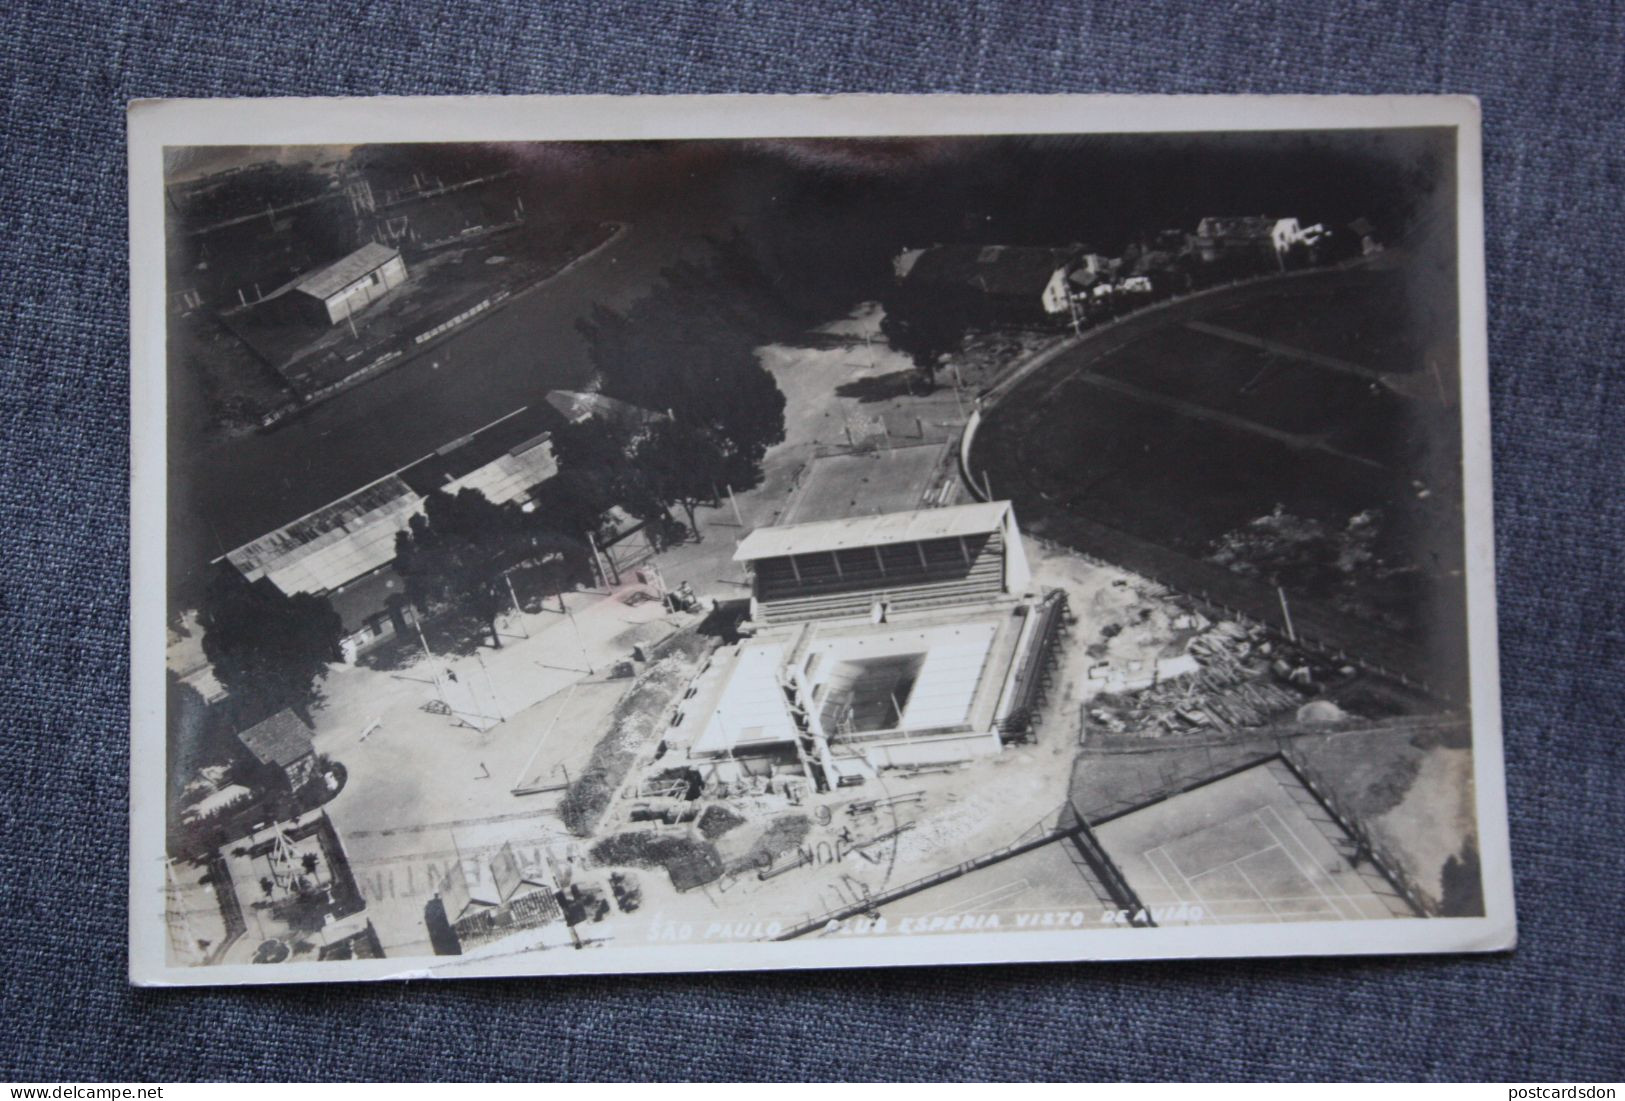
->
<box><xmin>157</xmin><ymin>127</ymin><xmax>1485</xmax><ymax>971</ymax></box>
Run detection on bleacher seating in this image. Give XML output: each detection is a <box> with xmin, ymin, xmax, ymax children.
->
<box><xmin>754</xmin><ymin>532</ymin><xmax>1006</xmax><ymax>624</ymax></box>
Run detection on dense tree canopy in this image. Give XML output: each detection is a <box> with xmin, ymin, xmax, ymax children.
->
<box><xmin>878</xmin><ymin>279</ymin><xmax>988</xmax><ymax>387</ymax></box>
<box><xmin>576</xmin><ymin>253</ymin><xmax>787</xmax><ymax>490</ymax></box>
<box><xmin>540</xmin><ymin>416</ymin><xmax>672</xmax><ymax>539</ymax></box>
<box><xmin>199</xmin><ymin>568</ymin><xmax>344</xmax><ymax>723</ymax></box>
<box><xmin>393</xmin><ymin>489</ymin><xmax>536</xmax><ymax>649</ymax></box>
<box><xmin>632</xmin><ymin>418</ymin><xmax>730</xmax><ymax>538</ymax></box>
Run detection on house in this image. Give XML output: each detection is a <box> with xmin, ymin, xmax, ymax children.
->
<box><xmin>237</xmin><ymin>710</ymin><xmax>318</xmax><ymax>790</ymax></box>
<box><xmin>897</xmin><ymin>244</ymin><xmax>1082</xmax><ymax>324</ymax></box>
<box><xmin>1193</xmin><ymin>216</ymin><xmax>1302</xmax><ymax>265</ymax></box>
<box><xmin>293</xmin><ymin>242</ymin><xmax>408</xmax><ymax>327</ymax></box>
<box><xmin>660</xmin><ymin>502</ymin><xmax>1068</xmax><ymax>788</ymax></box>
<box><xmin>1065</xmin><ymin>253</ymin><xmax>1116</xmax><ymax>291</ymax></box>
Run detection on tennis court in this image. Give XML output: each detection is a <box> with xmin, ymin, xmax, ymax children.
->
<box><xmin>1092</xmin><ymin>760</ymin><xmax>1408</xmax><ymax>924</ymax></box>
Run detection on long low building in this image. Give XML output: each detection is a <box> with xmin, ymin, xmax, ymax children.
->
<box><xmin>294</xmin><ymin>241</ymin><xmax>408</xmax><ymax>327</ymax></box>
<box><xmin>218</xmin><ymin>406</ymin><xmax>559</xmax><ymax>661</ymax></box>
<box><xmin>663</xmin><ymin>502</ymin><xmax>1067</xmax><ymax>788</ymax></box>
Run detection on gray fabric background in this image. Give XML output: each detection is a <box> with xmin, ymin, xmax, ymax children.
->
<box><xmin>2</xmin><ymin>0</ymin><xmax>1621</xmax><ymax>1082</ymax></box>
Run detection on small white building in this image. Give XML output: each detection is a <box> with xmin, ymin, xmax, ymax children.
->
<box><xmin>294</xmin><ymin>242</ymin><xmax>408</xmax><ymax>327</ymax></box>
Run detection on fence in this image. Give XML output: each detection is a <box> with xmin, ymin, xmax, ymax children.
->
<box><xmin>203</xmin><ymin>851</ymin><xmax>247</xmax><ymax>963</ymax></box>
<box><xmin>772</xmin><ymin>803</ymin><xmax>1075</xmax><ymax>941</ymax></box>
<box><xmin>1071</xmin><ymin>746</ymin><xmax>1281</xmax><ymax>827</ymax></box>
<box><xmin>1067</xmin><ymin>819</ymin><xmax>1154</xmax><ymax>926</ymax></box>
<box><xmin>1275</xmin><ymin>748</ymin><xmax>1432</xmax><ymax>917</ymax></box>
<box><xmin>768</xmin><ymin>740</ymin><xmax>1434</xmax><ymax>941</ymax></box>
<box><xmin>1074</xmin><ymin>747</ymin><xmax>1430</xmax><ymax>921</ymax></box>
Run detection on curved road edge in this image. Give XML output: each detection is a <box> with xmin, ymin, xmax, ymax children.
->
<box><xmin>955</xmin><ymin>256</ymin><xmax>1460</xmax><ymax>704</ymax></box>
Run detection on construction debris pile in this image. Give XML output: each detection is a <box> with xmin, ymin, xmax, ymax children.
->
<box><xmin>1083</xmin><ymin>614</ymin><xmax>1357</xmax><ymax>739</ymax></box>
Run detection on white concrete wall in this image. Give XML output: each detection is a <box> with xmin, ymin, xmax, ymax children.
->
<box><xmin>1001</xmin><ymin>504</ymin><xmax>1032</xmax><ymax>593</ymax></box>
<box><xmin>848</xmin><ymin>727</ymin><xmax>1002</xmax><ymax>770</ymax></box>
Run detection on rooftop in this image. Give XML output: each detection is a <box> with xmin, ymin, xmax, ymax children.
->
<box><xmin>544</xmin><ymin>390</ymin><xmax>666</xmax><ymax>430</ymax></box>
<box><xmin>399</xmin><ymin>406</ymin><xmax>559</xmax><ymax>504</ymax></box>
<box><xmin>222</xmin><ymin>406</ymin><xmax>562</xmax><ymax>598</ymax></box>
<box><xmin>237</xmin><ymin>709</ymin><xmax>315</xmax><ymax>768</ymax></box>
<box><xmin>224</xmin><ymin>475</ymin><xmax>421</xmax><ymax>596</ymax></box>
<box><xmin>734</xmin><ymin>500</ymin><xmax>1011</xmax><ymax>562</ymax></box>
<box><xmin>1195</xmin><ymin>216</ymin><xmax>1278</xmax><ymax>239</ymax></box>
<box><xmin>903</xmin><ymin>244</ymin><xmax>1079</xmax><ymax>299</ymax></box>
<box><xmin>294</xmin><ymin>242</ymin><xmax>402</xmax><ymax>301</ymax></box>
<box><xmin>678</xmin><ymin>602</ymin><xmax>1028</xmax><ymax>758</ymax></box>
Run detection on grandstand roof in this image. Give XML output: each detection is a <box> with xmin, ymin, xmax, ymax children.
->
<box><xmin>734</xmin><ymin>501</ymin><xmax>1011</xmax><ymax>562</ymax></box>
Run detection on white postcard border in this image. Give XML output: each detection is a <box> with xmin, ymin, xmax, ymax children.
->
<box><xmin>129</xmin><ymin>93</ymin><xmax>1513</xmax><ymax>987</ymax></box>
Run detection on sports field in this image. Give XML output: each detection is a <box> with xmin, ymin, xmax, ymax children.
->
<box><xmin>1093</xmin><ymin>759</ymin><xmax>1413</xmax><ymax>924</ymax></box>
<box><xmin>970</xmin><ymin>260</ymin><xmax>1470</xmax><ymax>689</ymax></box>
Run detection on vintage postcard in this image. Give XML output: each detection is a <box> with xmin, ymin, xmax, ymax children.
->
<box><xmin>129</xmin><ymin>94</ymin><xmax>1514</xmax><ymax>985</ymax></box>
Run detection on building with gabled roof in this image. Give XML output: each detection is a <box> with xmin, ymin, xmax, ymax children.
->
<box><xmin>294</xmin><ymin>241</ymin><xmax>408</xmax><ymax>326</ymax></box>
<box><xmin>236</xmin><ymin>709</ymin><xmax>318</xmax><ymax>790</ymax></box>
<box><xmin>216</xmin><ymin>406</ymin><xmax>560</xmax><ymax>661</ymax></box>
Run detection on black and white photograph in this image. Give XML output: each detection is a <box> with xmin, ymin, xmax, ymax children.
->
<box><xmin>128</xmin><ymin>95</ymin><xmax>1513</xmax><ymax>985</ymax></box>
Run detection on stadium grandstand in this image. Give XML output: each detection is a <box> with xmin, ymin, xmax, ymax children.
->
<box><xmin>664</xmin><ymin>502</ymin><xmax>1069</xmax><ymax>790</ymax></box>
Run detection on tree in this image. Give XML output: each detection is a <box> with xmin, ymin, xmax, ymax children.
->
<box><xmin>393</xmin><ymin>488</ymin><xmax>595</xmax><ymax>648</ymax></box>
<box><xmin>393</xmin><ymin>489</ymin><xmax>527</xmax><ymax>650</ymax></box>
<box><xmin>542</xmin><ymin>415</ymin><xmax>674</xmax><ymax>539</ymax></box>
<box><xmin>633</xmin><ymin>418</ymin><xmax>730</xmax><ymax>538</ymax></box>
<box><xmin>199</xmin><ymin>568</ymin><xmax>343</xmax><ymax>725</ymax></box>
<box><xmin>878</xmin><ymin>279</ymin><xmax>986</xmax><ymax>388</ymax></box>
<box><xmin>576</xmin><ymin>254</ymin><xmax>788</xmax><ymax>490</ymax></box>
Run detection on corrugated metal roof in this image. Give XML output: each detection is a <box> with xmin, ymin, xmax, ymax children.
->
<box><xmin>903</xmin><ymin>245</ymin><xmax>1077</xmax><ymax>299</ymax></box>
<box><xmin>224</xmin><ymin>475</ymin><xmax>423</xmax><ymax>595</ymax></box>
<box><xmin>442</xmin><ymin>436</ymin><xmax>558</xmax><ymax>506</ymax></box>
<box><xmin>223</xmin><ymin>408</ymin><xmax>558</xmax><ymax>600</ymax></box>
<box><xmin>295</xmin><ymin>242</ymin><xmax>402</xmax><ymax>301</ymax></box>
<box><xmin>398</xmin><ymin>407</ymin><xmax>558</xmax><ymax>495</ymax></box>
<box><xmin>544</xmin><ymin>389</ymin><xmax>665</xmax><ymax>428</ymax></box>
<box><xmin>734</xmin><ymin>501</ymin><xmax>1011</xmax><ymax>562</ymax></box>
